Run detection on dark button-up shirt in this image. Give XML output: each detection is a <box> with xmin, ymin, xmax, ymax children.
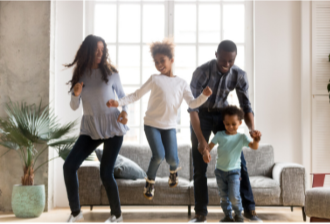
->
<box><xmin>188</xmin><ymin>59</ymin><xmax>253</xmax><ymax>114</ymax></box>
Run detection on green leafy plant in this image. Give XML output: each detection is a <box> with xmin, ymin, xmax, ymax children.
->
<box><xmin>0</xmin><ymin>100</ymin><xmax>78</xmax><ymax>186</ymax></box>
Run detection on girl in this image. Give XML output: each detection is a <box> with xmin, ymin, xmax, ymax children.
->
<box><xmin>64</xmin><ymin>35</ymin><xmax>127</xmax><ymax>223</ymax></box>
<box><xmin>107</xmin><ymin>39</ymin><xmax>212</xmax><ymax>200</ymax></box>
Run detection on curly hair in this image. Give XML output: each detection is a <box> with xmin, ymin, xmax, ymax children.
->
<box><xmin>222</xmin><ymin>105</ymin><xmax>244</xmax><ymax>121</ymax></box>
<box><xmin>65</xmin><ymin>35</ymin><xmax>118</xmax><ymax>92</ymax></box>
<box><xmin>150</xmin><ymin>38</ymin><xmax>175</xmax><ymax>59</ymax></box>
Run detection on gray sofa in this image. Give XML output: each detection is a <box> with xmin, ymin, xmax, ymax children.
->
<box><xmin>78</xmin><ymin>144</ymin><xmax>306</xmax><ymax>220</ymax></box>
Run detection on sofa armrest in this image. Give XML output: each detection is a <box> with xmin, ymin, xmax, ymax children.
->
<box><xmin>77</xmin><ymin>161</ymin><xmax>102</xmax><ymax>205</ymax></box>
<box><xmin>272</xmin><ymin>162</ymin><xmax>306</xmax><ymax>206</ymax></box>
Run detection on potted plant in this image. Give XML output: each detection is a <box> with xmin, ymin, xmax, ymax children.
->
<box><xmin>0</xmin><ymin>100</ymin><xmax>77</xmax><ymax>218</ymax></box>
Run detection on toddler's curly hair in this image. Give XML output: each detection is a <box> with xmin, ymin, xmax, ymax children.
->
<box><xmin>222</xmin><ymin>105</ymin><xmax>244</xmax><ymax>121</ymax></box>
<box><xmin>150</xmin><ymin>38</ymin><xmax>174</xmax><ymax>59</ymax></box>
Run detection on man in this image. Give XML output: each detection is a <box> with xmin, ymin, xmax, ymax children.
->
<box><xmin>188</xmin><ymin>40</ymin><xmax>262</xmax><ymax>222</ymax></box>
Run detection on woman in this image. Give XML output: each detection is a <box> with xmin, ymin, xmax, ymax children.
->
<box><xmin>63</xmin><ymin>34</ymin><xmax>127</xmax><ymax>223</ymax></box>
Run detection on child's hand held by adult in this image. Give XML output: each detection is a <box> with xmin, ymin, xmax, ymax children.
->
<box><xmin>203</xmin><ymin>150</ymin><xmax>211</xmax><ymax>163</ymax></box>
<box><xmin>73</xmin><ymin>82</ymin><xmax>84</xmax><ymax>96</ymax></box>
<box><xmin>117</xmin><ymin>111</ymin><xmax>128</xmax><ymax>125</ymax></box>
<box><xmin>250</xmin><ymin>130</ymin><xmax>262</xmax><ymax>142</ymax></box>
<box><xmin>251</xmin><ymin>130</ymin><xmax>262</xmax><ymax>142</ymax></box>
<box><xmin>248</xmin><ymin>130</ymin><xmax>261</xmax><ymax>150</ymax></box>
<box><xmin>203</xmin><ymin>86</ymin><xmax>212</xmax><ymax>97</ymax></box>
<box><xmin>107</xmin><ymin>99</ymin><xmax>119</xmax><ymax>108</ymax></box>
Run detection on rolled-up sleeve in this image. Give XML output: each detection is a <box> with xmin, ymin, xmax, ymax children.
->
<box><xmin>236</xmin><ymin>72</ymin><xmax>253</xmax><ymax>114</ymax></box>
<box><xmin>118</xmin><ymin>75</ymin><xmax>152</xmax><ymax>107</ymax></box>
<box><xmin>188</xmin><ymin>68</ymin><xmax>208</xmax><ymax>113</ymax></box>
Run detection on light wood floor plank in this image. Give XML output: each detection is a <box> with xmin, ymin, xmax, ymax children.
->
<box><xmin>0</xmin><ymin>206</ymin><xmax>308</xmax><ymax>222</ymax></box>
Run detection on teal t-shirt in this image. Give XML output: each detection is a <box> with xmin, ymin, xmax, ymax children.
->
<box><xmin>211</xmin><ymin>131</ymin><xmax>251</xmax><ymax>171</ymax></box>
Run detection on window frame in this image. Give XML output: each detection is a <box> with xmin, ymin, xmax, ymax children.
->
<box><xmin>84</xmin><ymin>0</ymin><xmax>254</xmax><ymax>144</ymax></box>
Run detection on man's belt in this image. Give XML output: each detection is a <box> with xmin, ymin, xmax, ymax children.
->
<box><xmin>199</xmin><ymin>108</ymin><xmax>223</xmax><ymax>114</ymax></box>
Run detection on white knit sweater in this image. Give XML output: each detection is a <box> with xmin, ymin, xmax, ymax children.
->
<box><xmin>118</xmin><ymin>74</ymin><xmax>208</xmax><ymax>129</ymax></box>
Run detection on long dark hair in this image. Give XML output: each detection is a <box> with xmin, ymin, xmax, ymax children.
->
<box><xmin>65</xmin><ymin>35</ymin><xmax>118</xmax><ymax>92</ymax></box>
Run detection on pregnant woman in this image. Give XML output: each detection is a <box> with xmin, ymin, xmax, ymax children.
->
<box><xmin>63</xmin><ymin>34</ymin><xmax>128</xmax><ymax>223</ymax></box>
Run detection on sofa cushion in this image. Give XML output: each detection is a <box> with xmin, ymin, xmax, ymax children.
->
<box><xmin>95</xmin><ymin>149</ymin><xmax>147</xmax><ymax>180</ymax></box>
<box><xmin>78</xmin><ymin>161</ymin><xmax>102</xmax><ymax>205</ymax></box>
<box><xmin>243</xmin><ymin>144</ymin><xmax>274</xmax><ymax>178</ymax></box>
<box><xmin>101</xmin><ymin>177</ymin><xmax>190</xmax><ymax>205</ymax></box>
<box><xmin>249</xmin><ymin>176</ymin><xmax>281</xmax><ymax>205</ymax></box>
<box><xmin>118</xmin><ymin>144</ymin><xmax>191</xmax><ymax>180</ymax></box>
<box><xmin>190</xmin><ymin>176</ymin><xmax>281</xmax><ymax>206</ymax></box>
<box><xmin>250</xmin><ymin>176</ymin><xmax>279</xmax><ymax>188</ymax></box>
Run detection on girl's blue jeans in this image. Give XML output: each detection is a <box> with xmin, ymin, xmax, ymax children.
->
<box><xmin>144</xmin><ymin>125</ymin><xmax>179</xmax><ymax>180</ymax></box>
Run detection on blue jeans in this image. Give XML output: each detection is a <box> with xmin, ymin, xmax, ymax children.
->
<box><xmin>215</xmin><ymin>168</ymin><xmax>243</xmax><ymax>217</ymax></box>
<box><xmin>190</xmin><ymin>111</ymin><xmax>255</xmax><ymax>216</ymax></box>
<box><xmin>63</xmin><ymin>135</ymin><xmax>123</xmax><ymax>216</ymax></box>
<box><xmin>144</xmin><ymin>125</ymin><xmax>179</xmax><ymax>180</ymax></box>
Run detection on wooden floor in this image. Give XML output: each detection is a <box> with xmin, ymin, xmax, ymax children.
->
<box><xmin>0</xmin><ymin>206</ymin><xmax>308</xmax><ymax>222</ymax></box>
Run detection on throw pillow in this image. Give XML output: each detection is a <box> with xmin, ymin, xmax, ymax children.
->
<box><xmin>95</xmin><ymin>148</ymin><xmax>146</xmax><ymax>180</ymax></box>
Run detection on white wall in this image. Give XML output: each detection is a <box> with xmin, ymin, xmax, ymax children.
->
<box><xmin>54</xmin><ymin>1</ymin><xmax>84</xmax><ymax>208</ymax></box>
<box><xmin>254</xmin><ymin>1</ymin><xmax>302</xmax><ymax>164</ymax></box>
<box><xmin>300</xmin><ymin>1</ymin><xmax>312</xmax><ymax>188</ymax></box>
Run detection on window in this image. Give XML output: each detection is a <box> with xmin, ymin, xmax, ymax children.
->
<box><xmin>85</xmin><ymin>0</ymin><xmax>253</xmax><ymax>144</ymax></box>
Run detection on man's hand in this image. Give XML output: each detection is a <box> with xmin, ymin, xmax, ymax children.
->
<box><xmin>249</xmin><ymin>130</ymin><xmax>261</xmax><ymax>150</ymax></box>
<box><xmin>250</xmin><ymin>130</ymin><xmax>262</xmax><ymax>142</ymax></box>
<box><xmin>203</xmin><ymin>150</ymin><xmax>211</xmax><ymax>163</ymax></box>
<box><xmin>107</xmin><ymin>99</ymin><xmax>119</xmax><ymax>108</ymax></box>
<box><xmin>202</xmin><ymin>86</ymin><xmax>212</xmax><ymax>97</ymax></box>
<box><xmin>198</xmin><ymin>141</ymin><xmax>210</xmax><ymax>155</ymax></box>
<box><xmin>73</xmin><ymin>82</ymin><xmax>84</xmax><ymax>96</ymax></box>
<box><xmin>117</xmin><ymin>111</ymin><xmax>128</xmax><ymax>125</ymax></box>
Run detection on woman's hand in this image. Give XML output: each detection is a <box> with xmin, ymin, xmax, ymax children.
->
<box><xmin>202</xmin><ymin>86</ymin><xmax>212</xmax><ymax>97</ymax></box>
<box><xmin>117</xmin><ymin>111</ymin><xmax>128</xmax><ymax>125</ymax></box>
<box><xmin>106</xmin><ymin>99</ymin><xmax>119</xmax><ymax>108</ymax></box>
<box><xmin>73</xmin><ymin>82</ymin><xmax>84</xmax><ymax>96</ymax></box>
